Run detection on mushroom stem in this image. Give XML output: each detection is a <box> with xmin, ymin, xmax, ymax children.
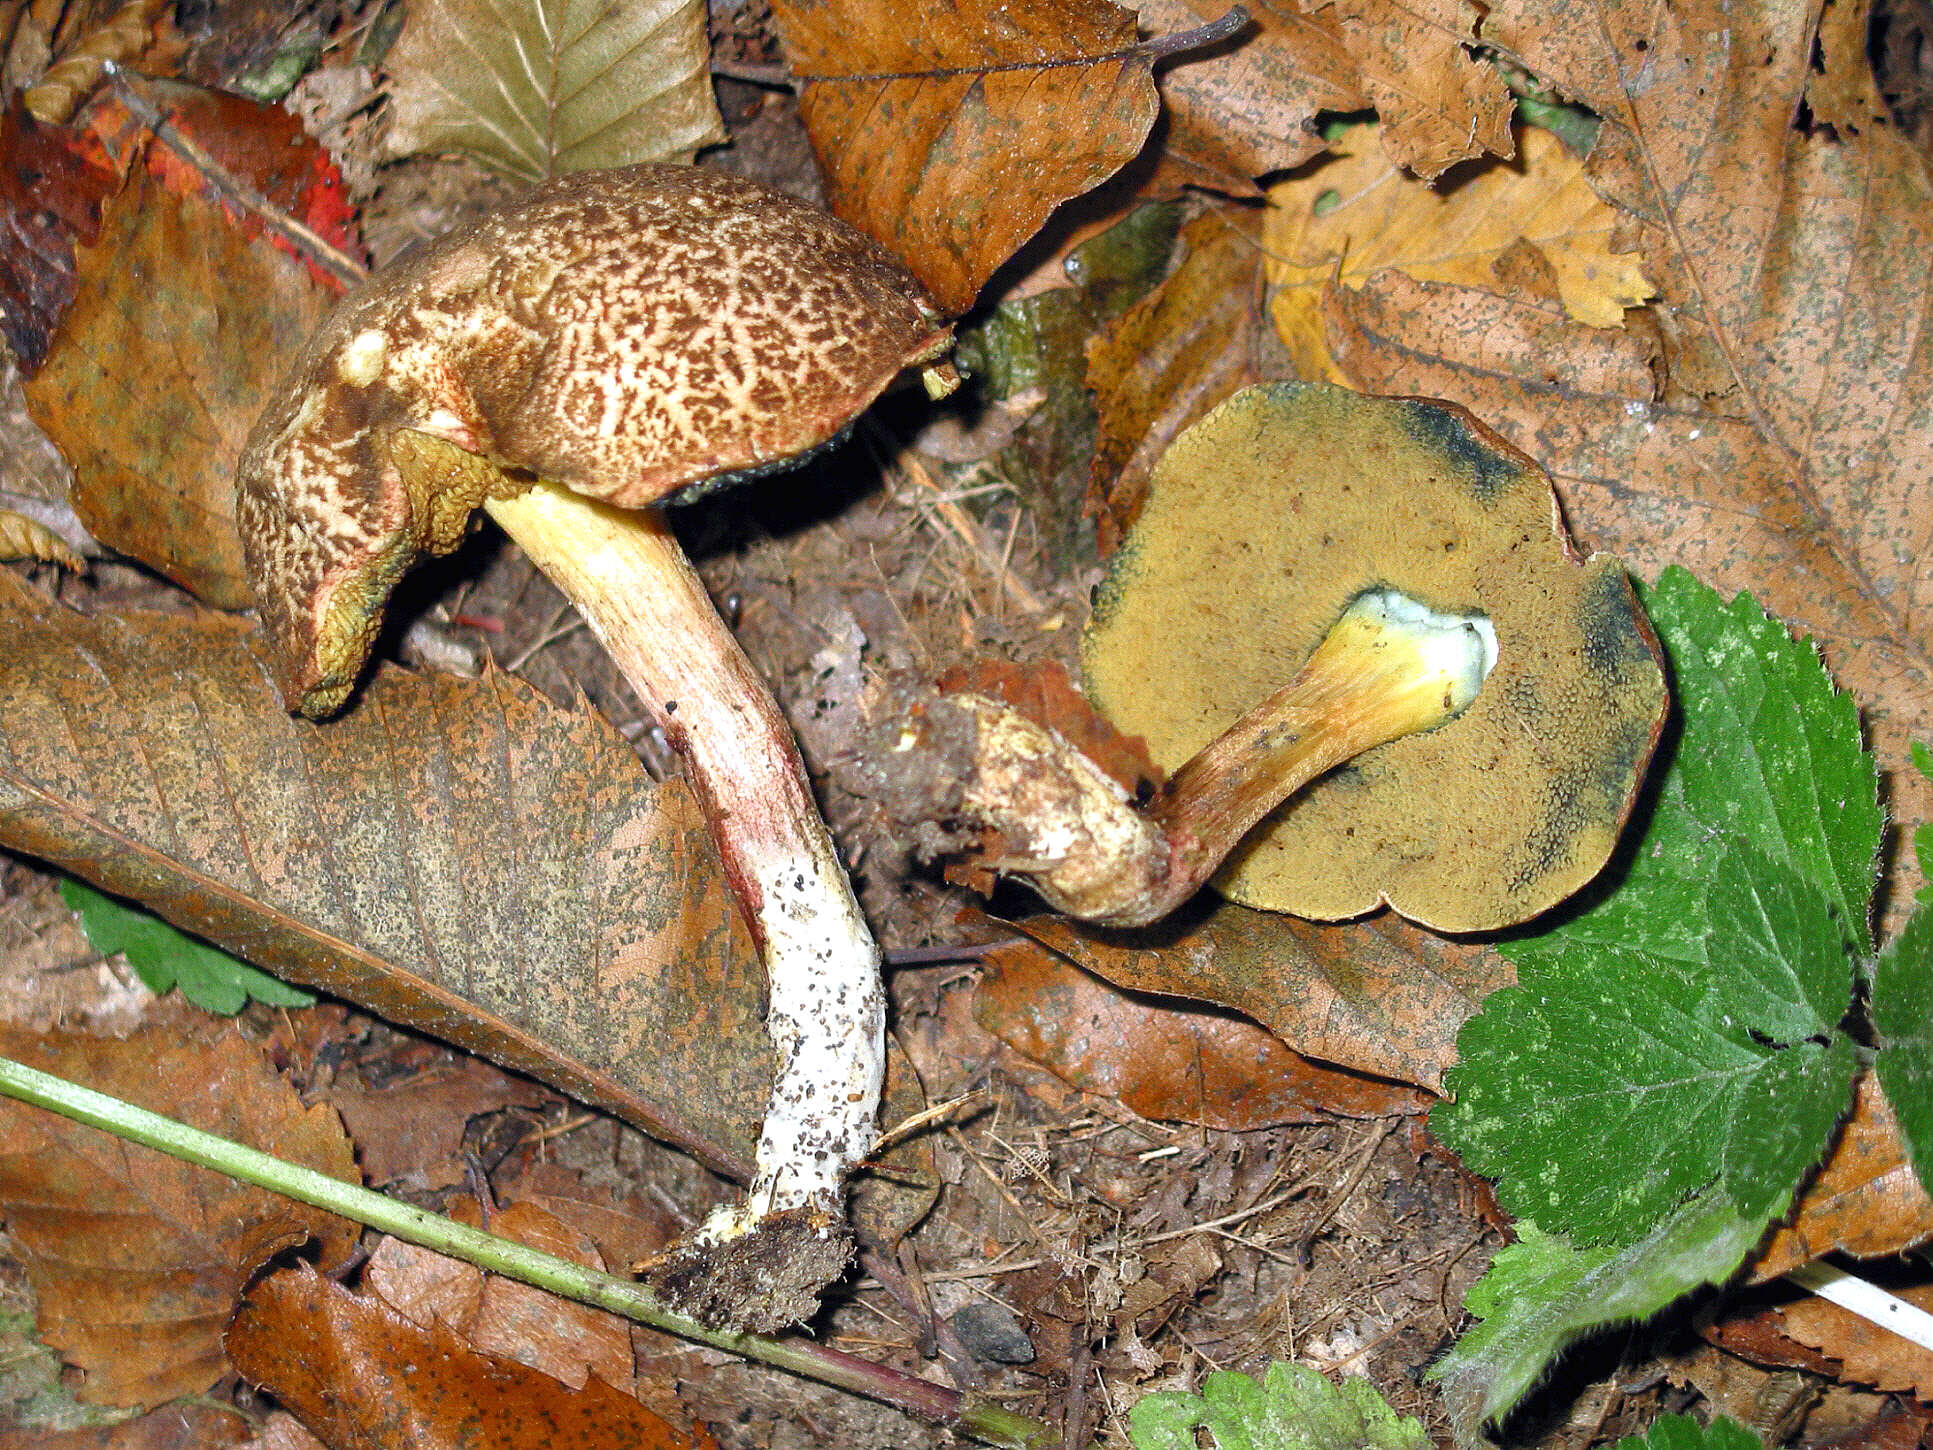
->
<box><xmin>482</xmin><ymin>480</ymin><xmax>884</xmax><ymax>1259</ymax></box>
<box><xmin>917</xmin><ymin>589</ymin><xmax>1496</xmax><ymax>928</ymax></box>
<box><xmin>1139</xmin><ymin>587</ymin><xmax>1496</xmax><ymax>921</ymax></box>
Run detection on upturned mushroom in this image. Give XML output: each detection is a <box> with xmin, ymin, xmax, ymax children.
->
<box><xmin>236</xmin><ymin>163</ymin><xmax>954</xmax><ymax>1329</ymax></box>
<box><xmin>892</xmin><ymin>382</ymin><xmax>1667</xmax><ymax>933</ymax></box>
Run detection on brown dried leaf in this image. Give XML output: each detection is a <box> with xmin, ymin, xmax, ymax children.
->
<box><xmin>227</xmin><ymin>1262</ymin><xmax>721</xmax><ymax>1450</ymax></box>
<box><xmin>8</xmin><ymin>1400</ymin><xmax>252</xmax><ymax>1449</ymax></box>
<box><xmin>0</xmin><ymin>569</ymin><xmax>772</xmax><ymax>1182</ymax></box>
<box><xmin>325</xmin><ymin>1056</ymin><xmax>555</xmax><ymax>1190</ymax></box>
<box><xmin>365</xmin><ymin>1195</ymin><xmax>635</xmax><ymax>1393</ymax></box>
<box><xmin>1307</xmin><ymin>0</ymin><xmax>1933</xmax><ymax>900</ymax></box>
<box><xmin>1751</xmin><ymin>1072</ymin><xmax>1933</xmax><ymax>1282</ymax></box>
<box><xmin>21</xmin><ymin>163</ymin><xmax>329</xmax><ymax>606</ymax></box>
<box><xmin>973</xmin><ymin>940</ymin><xmax>1431</xmax><ymax>1128</ymax></box>
<box><xmin>0</xmin><ymin>1020</ymin><xmax>357</xmax><ymax>1406</ymax></box>
<box><xmin>1139</xmin><ymin>0</ymin><xmax>1363</xmax><ymax>188</ymax></box>
<box><xmin>1085</xmin><ymin>207</ymin><xmax>1265</xmax><ymax>549</ymax></box>
<box><xmin>769</xmin><ymin>0</ymin><xmax>1161</xmax><ymax>312</ymax></box>
<box><xmin>1009</xmin><ymin>900</ymin><xmax>1510</xmax><ymax>1092</ymax></box>
<box><xmin>0</xmin><ymin>97</ymin><xmax>115</xmax><ymax>374</ymax></box>
<box><xmin>1315</xmin><ymin>0</ymin><xmax>1513</xmax><ymax>179</ymax></box>
<box><xmin>1778</xmin><ymin>1280</ymin><xmax>1933</xmax><ymax>1397</ymax></box>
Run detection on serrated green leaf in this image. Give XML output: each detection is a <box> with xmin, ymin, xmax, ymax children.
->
<box><xmin>1436</xmin><ymin>841</ymin><xmax>1855</xmax><ymax>1244</ymax></box>
<box><xmin>1911</xmin><ymin>741</ymin><xmax>1933</xmax><ymax>899</ymax></box>
<box><xmin>1431</xmin><ymin>1199</ymin><xmax>1763</xmax><ymax>1438</ymax></box>
<box><xmin>1614</xmin><ymin>1414</ymin><xmax>1768</xmax><ymax>1450</ymax></box>
<box><xmin>1129</xmin><ymin>1361</ymin><xmax>1429</xmax><ymax>1450</ymax></box>
<box><xmin>1641</xmin><ymin>567</ymin><xmax>1882</xmax><ymax>948</ymax></box>
<box><xmin>61</xmin><ymin>878</ymin><xmax>314</xmax><ymax>1014</ymax></box>
<box><xmin>383</xmin><ymin>0</ymin><xmax>727</xmax><ymax>183</ymax></box>
<box><xmin>1875</xmin><ymin>904</ymin><xmax>1933</xmax><ymax>1194</ymax></box>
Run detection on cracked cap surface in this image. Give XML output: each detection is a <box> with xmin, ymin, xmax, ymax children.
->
<box><xmin>237</xmin><ymin>163</ymin><xmax>953</xmax><ymax>717</ymax></box>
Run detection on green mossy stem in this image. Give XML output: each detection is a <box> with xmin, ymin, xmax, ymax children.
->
<box><xmin>0</xmin><ymin>1055</ymin><xmax>1053</xmax><ymax>1449</ymax></box>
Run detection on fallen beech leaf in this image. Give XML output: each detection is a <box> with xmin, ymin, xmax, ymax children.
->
<box><xmin>1009</xmin><ymin>900</ymin><xmax>1510</xmax><ymax>1092</ymax></box>
<box><xmin>1750</xmin><ymin>1072</ymin><xmax>1933</xmax><ymax>1282</ymax></box>
<box><xmin>21</xmin><ymin>164</ymin><xmax>330</xmax><ymax>606</ymax></box>
<box><xmin>0</xmin><ymin>569</ymin><xmax>771</xmax><ymax>1181</ymax></box>
<box><xmin>366</xmin><ymin>1196</ymin><xmax>634</xmax><ymax>1393</ymax></box>
<box><xmin>1085</xmin><ymin>207</ymin><xmax>1265</xmax><ymax>548</ymax></box>
<box><xmin>1313</xmin><ymin>0</ymin><xmax>1933</xmax><ymax>903</ymax></box>
<box><xmin>937</xmin><ymin>657</ymin><xmax>1159</xmax><ymax>796</ymax></box>
<box><xmin>0</xmin><ymin>98</ymin><xmax>116</xmax><ymax>374</ymax></box>
<box><xmin>227</xmin><ymin>1262</ymin><xmax>721</xmax><ymax>1450</ymax></box>
<box><xmin>770</xmin><ymin>0</ymin><xmax>1162</xmax><ymax>311</ymax></box>
<box><xmin>383</xmin><ymin>0</ymin><xmax>726</xmax><ymax>180</ymax></box>
<box><xmin>239</xmin><ymin>1413</ymin><xmax>330</xmax><ymax>1450</ymax></box>
<box><xmin>1316</xmin><ymin>0</ymin><xmax>1513</xmax><ymax>179</ymax></box>
<box><xmin>1265</xmin><ymin>121</ymin><xmax>1655</xmax><ymax>384</ymax></box>
<box><xmin>0</xmin><ymin>1020</ymin><xmax>357</xmax><ymax>1406</ymax></box>
<box><xmin>1138</xmin><ymin>0</ymin><xmax>1362</xmax><ymax>188</ymax></box>
<box><xmin>974</xmin><ymin>940</ymin><xmax>1431</xmax><ymax>1128</ymax></box>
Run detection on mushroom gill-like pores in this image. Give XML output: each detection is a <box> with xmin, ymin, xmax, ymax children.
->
<box><xmin>1072</xmin><ymin>382</ymin><xmax>1669</xmax><ymax>933</ymax></box>
<box><xmin>236</xmin><ymin>164</ymin><xmax>954</xmax><ymax>1329</ymax></box>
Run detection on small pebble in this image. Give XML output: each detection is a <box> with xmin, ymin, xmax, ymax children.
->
<box><xmin>950</xmin><ymin>1300</ymin><xmax>1035</xmax><ymax>1365</ymax></box>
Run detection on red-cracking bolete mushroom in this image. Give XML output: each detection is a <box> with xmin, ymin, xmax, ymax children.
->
<box><xmin>914</xmin><ymin>382</ymin><xmax>1667</xmax><ymax>933</ymax></box>
<box><xmin>236</xmin><ymin>163</ymin><xmax>954</xmax><ymax>1329</ymax></box>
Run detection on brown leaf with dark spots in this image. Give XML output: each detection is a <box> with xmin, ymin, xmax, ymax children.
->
<box><xmin>1776</xmin><ymin>1281</ymin><xmax>1933</xmax><ymax>1397</ymax></box>
<box><xmin>0</xmin><ymin>569</ymin><xmax>772</xmax><ymax>1184</ymax></box>
<box><xmin>228</xmin><ymin>1262</ymin><xmax>721</xmax><ymax>1450</ymax></box>
<box><xmin>974</xmin><ymin>940</ymin><xmax>1430</xmax><ymax>1128</ymax></box>
<box><xmin>0</xmin><ymin>1020</ymin><xmax>357</xmax><ymax>1407</ymax></box>
<box><xmin>1749</xmin><ymin>1071</ymin><xmax>1933</xmax><ymax>1282</ymax></box>
<box><xmin>1142</xmin><ymin>0</ymin><xmax>1362</xmax><ymax>189</ymax></box>
<box><xmin>936</xmin><ymin>656</ymin><xmax>1159</xmax><ymax>796</ymax></box>
<box><xmin>0</xmin><ymin>97</ymin><xmax>116</xmax><ymax>375</ymax></box>
<box><xmin>366</xmin><ymin>1196</ymin><xmax>636</xmax><ymax>1394</ymax></box>
<box><xmin>1085</xmin><ymin>208</ymin><xmax>1265</xmax><ymax>550</ymax></box>
<box><xmin>22</xmin><ymin>163</ymin><xmax>331</xmax><ymax>606</ymax></box>
<box><xmin>9</xmin><ymin>1400</ymin><xmax>252</xmax><ymax>1449</ymax></box>
<box><xmin>770</xmin><ymin>0</ymin><xmax>1161</xmax><ymax>312</ymax></box>
<box><xmin>1011</xmin><ymin>900</ymin><xmax>1511</xmax><ymax>1092</ymax></box>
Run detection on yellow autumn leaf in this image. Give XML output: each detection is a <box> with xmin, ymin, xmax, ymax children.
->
<box><xmin>1264</xmin><ymin>123</ymin><xmax>1653</xmax><ymax>382</ymax></box>
<box><xmin>0</xmin><ymin>509</ymin><xmax>84</xmax><ymax>571</ymax></box>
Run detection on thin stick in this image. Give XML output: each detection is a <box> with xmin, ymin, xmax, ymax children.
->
<box><xmin>0</xmin><ymin>1055</ymin><xmax>1055</xmax><ymax>1450</ymax></box>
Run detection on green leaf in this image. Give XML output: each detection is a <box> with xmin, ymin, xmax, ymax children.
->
<box><xmin>1640</xmin><ymin>567</ymin><xmax>1882</xmax><ymax>948</ymax></box>
<box><xmin>1911</xmin><ymin>740</ymin><xmax>1933</xmax><ymax>900</ymax></box>
<box><xmin>1436</xmin><ymin>840</ymin><xmax>1856</xmax><ymax>1244</ymax></box>
<box><xmin>1614</xmin><ymin>1415</ymin><xmax>1768</xmax><ymax>1450</ymax></box>
<box><xmin>382</xmin><ymin>0</ymin><xmax>727</xmax><ymax>183</ymax></box>
<box><xmin>1431</xmin><ymin>1199</ymin><xmax>1764</xmax><ymax>1439</ymax></box>
<box><xmin>1875</xmin><ymin>903</ymin><xmax>1933</xmax><ymax>1193</ymax></box>
<box><xmin>61</xmin><ymin>878</ymin><xmax>314</xmax><ymax>1015</ymax></box>
<box><xmin>1129</xmin><ymin>1361</ymin><xmax>1429</xmax><ymax>1450</ymax></box>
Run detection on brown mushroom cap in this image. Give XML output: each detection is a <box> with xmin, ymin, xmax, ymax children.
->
<box><xmin>237</xmin><ymin>163</ymin><xmax>952</xmax><ymax>717</ymax></box>
<box><xmin>1081</xmin><ymin>382</ymin><xmax>1668</xmax><ymax>933</ymax></box>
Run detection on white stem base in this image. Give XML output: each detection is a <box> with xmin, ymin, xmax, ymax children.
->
<box><xmin>485</xmin><ymin>481</ymin><xmax>885</xmax><ymax>1233</ymax></box>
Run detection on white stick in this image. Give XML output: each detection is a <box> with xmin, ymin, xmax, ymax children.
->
<box><xmin>1787</xmin><ymin>1261</ymin><xmax>1933</xmax><ymax>1354</ymax></box>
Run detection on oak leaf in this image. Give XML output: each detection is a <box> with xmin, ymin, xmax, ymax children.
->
<box><xmin>1265</xmin><ymin>120</ymin><xmax>1654</xmax><ymax>384</ymax></box>
<box><xmin>0</xmin><ymin>1019</ymin><xmax>357</xmax><ymax>1406</ymax></box>
<box><xmin>769</xmin><ymin>0</ymin><xmax>1162</xmax><ymax>312</ymax></box>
